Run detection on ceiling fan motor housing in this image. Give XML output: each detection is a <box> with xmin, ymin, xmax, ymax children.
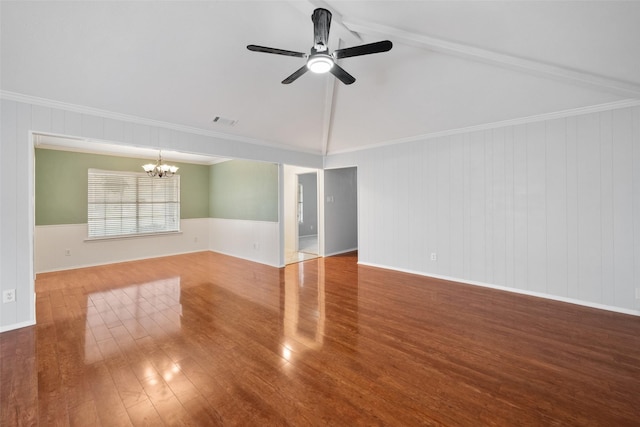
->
<box><xmin>312</xmin><ymin>8</ymin><xmax>332</xmax><ymax>53</ymax></box>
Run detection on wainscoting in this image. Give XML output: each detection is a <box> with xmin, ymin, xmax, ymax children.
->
<box><xmin>35</xmin><ymin>219</ymin><xmax>211</xmax><ymax>273</ymax></box>
<box><xmin>35</xmin><ymin>218</ymin><xmax>282</xmax><ymax>273</ymax></box>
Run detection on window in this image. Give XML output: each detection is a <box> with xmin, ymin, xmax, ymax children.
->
<box><xmin>88</xmin><ymin>169</ymin><xmax>180</xmax><ymax>239</ymax></box>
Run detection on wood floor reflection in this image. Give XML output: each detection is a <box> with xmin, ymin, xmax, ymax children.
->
<box><xmin>2</xmin><ymin>251</ymin><xmax>640</xmax><ymax>425</ymax></box>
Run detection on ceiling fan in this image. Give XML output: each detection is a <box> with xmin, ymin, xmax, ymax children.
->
<box><xmin>247</xmin><ymin>8</ymin><xmax>392</xmax><ymax>85</ymax></box>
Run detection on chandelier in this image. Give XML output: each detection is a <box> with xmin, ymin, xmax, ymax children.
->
<box><xmin>142</xmin><ymin>151</ymin><xmax>178</xmax><ymax>178</ymax></box>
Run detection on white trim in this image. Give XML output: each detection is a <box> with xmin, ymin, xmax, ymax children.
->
<box><xmin>0</xmin><ymin>90</ymin><xmax>321</xmax><ymax>155</ymax></box>
<box><xmin>208</xmin><ymin>217</ymin><xmax>279</xmax><ymax>225</ymax></box>
<box><xmin>89</xmin><ymin>167</ymin><xmax>149</xmax><ymax>177</ymax></box>
<box><xmin>342</xmin><ymin>19</ymin><xmax>640</xmax><ymax>98</ymax></box>
<box><xmin>0</xmin><ymin>320</ymin><xmax>36</xmax><ymax>333</ymax></box>
<box><xmin>358</xmin><ymin>261</ymin><xmax>640</xmax><ymax>317</ymax></box>
<box><xmin>84</xmin><ymin>230</ymin><xmax>183</xmax><ymax>242</ymax></box>
<box><xmin>324</xmin><ymin>247</ymin><xmax>358</xmax><ymax>257</ymax></box>
<box><xmin>329</xmin><ymin>99</ymin><xmax>640</xmax><ymax>155</ymax></box>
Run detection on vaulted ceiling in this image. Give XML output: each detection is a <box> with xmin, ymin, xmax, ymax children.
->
<box><xmin>2</xmin><ymin>1</ymin><xmax>639</xmax><ymax>157</ymax></box>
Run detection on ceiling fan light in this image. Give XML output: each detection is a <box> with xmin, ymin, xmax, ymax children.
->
<box><xmin>307</xmin><ymin>55</ymin><xmax>333</xmax><ymax>73</ymax></box>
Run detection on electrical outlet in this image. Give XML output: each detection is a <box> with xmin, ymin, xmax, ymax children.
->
<box><xmin>65</xmin><ymin>249</ymin><xmax>71</xmax><ymax>256</ymax></box>
<box><xmin>194</xmin><ymin>236</ymin><xmax>198</xmax><ymax>243</ymax></box>
<box><xmin>430</xmin><ymin>253</ymin><xmax>437</xmax><ymax>261</ymax></box>
<box><xmin>253</xmin><ymin>242</ymin><xmax>260</xmax><ymax>250</ymax></box>
<box><xmin>636</xmin><ymin>288</ymin><xmax>640</xmax><ymax>300</ymax></box>
<box><xmin>3</xmin><ymin>289</ymin><xmax>16</xmax><ymax>303</ymax></box>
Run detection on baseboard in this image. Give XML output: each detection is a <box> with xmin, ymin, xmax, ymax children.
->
<box><xmin>324</xmin><ymin>247</ymin><xmax>358</xmax><ymax>257</ymax></box>
<box><xmin>36</xmin><ymin>249</ymin><xmax>208</xmax><ymax>274</ymax></box>
<box><xmin>358</xmin><ymin>261</ymin><xmax>640</xmax><ymax>317</ymax></box>
<box><xmin>0</xmin><ymin>320</ymin><xmax>36</xmax><ymax>333</ymax></box>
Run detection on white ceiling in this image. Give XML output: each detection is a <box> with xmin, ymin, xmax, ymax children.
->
<box><xmin>2</xmin><ymin>1</ymin><xmax>639</xmax><ymax>157</ymax></box>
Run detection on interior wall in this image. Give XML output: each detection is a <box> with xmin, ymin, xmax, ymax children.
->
<box><xmin>209</xmin><ymin>218</ymin><xmax>280</xmax><ymax>267</ymax></box>
<box><xmin>36</xmin><ymin>148</ymin><xmax>211</xmax><ymax>224</ymax></box>
<box><xmin>34</xmin><ymin>145</ymin><xmax>283</xmax><ymax>273</ymax></box>
<box><xmin>0</xmin><ymin>98</ymin><xmax>322</xmax><ymax>332</ymax></box>
<box><xmin>0</xmin><ymin>101</ymin><xmax>33</xmax><ymax>331</ymax></box>
<box><xmin>208</xmin><ymin>159</ymin><xmax>280</xmax><ymax>266</ymax></box>
<box><xmin>324</xmin><ymin>167</ymin><xmax>358</xmax><ymax>256</ymax></box>
<box><xmin>209</xmin><ymin>159</ymin><xmax>279</xmax><ymax>221</ymax></box>
<box><xmin>326</xmin><ymin>105</ymin><xmax>640</xmax><ymax>315</ymax></box>
<box><xmin>33</xmin><ymin>148</ymin><xmax>211</xmax><ymax>272</ymax></box>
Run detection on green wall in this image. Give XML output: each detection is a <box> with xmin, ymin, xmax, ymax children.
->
<box><xmin>36</xmin><ymin>149</ymin><xmax>279</xmax><ymax>226</ymax></box>
<box><xmin>35</xmin><ymin>149</ymin><xmax>210</xmax><ymax>225</ymax></box>
<box><xmin>209</xmin><ymin>159</ymin><xmax>278</xmax><ymax>222</ymax></box>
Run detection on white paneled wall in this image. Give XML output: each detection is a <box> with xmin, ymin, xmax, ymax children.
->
<box><xmin>0</xmin><ymin>101</ymin><xmax>35</xmax><ymax>331</ymax></box>
<box><xmin>209</xmin><ymin>218</ymin><xmax>280</xmax><ymax>267</ymax></box>
<box><xmin>0</xmin><ymin>98</ymin><xmax>321</xmax><ymax>332</ymax></box>
<box><xmin>327</xmin><ymin>106</ymin><xmax>640</xmax><ymax>314</ymax></box>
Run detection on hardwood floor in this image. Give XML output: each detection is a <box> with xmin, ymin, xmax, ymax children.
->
<box><xmin>1</xmin><ymin>251</ymin><xmax>639</xmax><ymax>426</ymax></box>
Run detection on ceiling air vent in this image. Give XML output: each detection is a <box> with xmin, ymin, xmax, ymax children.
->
<box><xmin>212</xmin><ymin>116</ymin><xmax>237</xmax><ymax>126</ymax></box>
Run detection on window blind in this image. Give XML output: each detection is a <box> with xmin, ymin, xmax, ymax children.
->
<box><xmin>88</xmin><ymin>169</ymin><xmax>180</xmax><ymax>239</ymax></box>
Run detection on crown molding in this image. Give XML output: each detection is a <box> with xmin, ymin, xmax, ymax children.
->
<box><xmin>342</xmin><ymin>19</ymin><xmax>640</xmax><ymax>99</ymax></box>
<box><xmin>328</xmin><ymin>98</ymin><xmax>640</xmax><ymax>156</ymax></box>
<box><xmin>0</xmin><ymin>91</ymin><xmax>322</xmax><ymax>156</ymax></box>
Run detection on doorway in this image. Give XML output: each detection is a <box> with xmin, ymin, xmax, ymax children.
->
<box><xmin>283</xmin><ymin>165</ymin><xmax>320</xmax><ymax>265</ymax></box>
<box><xmin>297</xmin><ymin>172</ymin><xmax>318</xmax><ymax>257</ymax></box>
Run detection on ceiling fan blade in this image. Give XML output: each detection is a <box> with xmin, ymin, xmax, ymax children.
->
<box><xmin>311</xmin><ymin>8</ymin><xmax>332</xmax><ymax>51</ymax></box>
<box><xmin>247</xmin><ymin>45</ymin><xmax>306</xmax><ymax>58</ymax></box>
<box><xmin>282</xmin><ymin>65</ymin><xmax>309</xmax><ymax>84</ymax></box>
<box><xmin>333</xmin><ymin>40</ymin><xmax>393</xmax><ymax>59</ymax></box>
<box><xmin>329</xmin><ymin>64</ymin><xmax>356</xmax><ymax>85</ymax></box>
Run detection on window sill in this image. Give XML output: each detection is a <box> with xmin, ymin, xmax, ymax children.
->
<box><xmin>84</xmin><ymin>230</ymin><xmax>183</xmax><ymax>242</ymax></box>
